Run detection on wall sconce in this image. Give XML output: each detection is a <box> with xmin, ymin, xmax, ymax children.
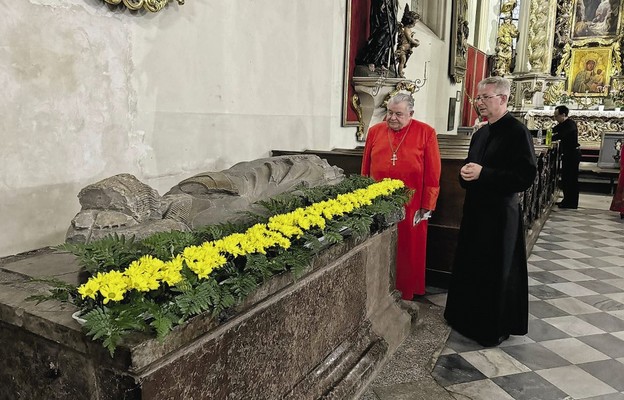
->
<box><xmin>411</xmin><ymin>61</ymin><xmax>428</xmax><ymax>93</ymax></box>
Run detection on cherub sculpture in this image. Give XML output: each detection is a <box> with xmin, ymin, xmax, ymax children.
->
<box><xmin>395</xmin><ymin>5</ymin><xmax>421</xmax><ymax>78</ymax></box>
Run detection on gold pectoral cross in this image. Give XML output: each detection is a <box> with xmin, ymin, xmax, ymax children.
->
<box><xmin>391</xmin><ymin>153</ymin><xmax>398</xmax><ymax>166</ymax></box>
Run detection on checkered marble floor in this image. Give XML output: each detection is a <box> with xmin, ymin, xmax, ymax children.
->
<box><xmin>430</xmin><ymin>205</ymin><xmax>624</xmax><ymax>400</ymax></box>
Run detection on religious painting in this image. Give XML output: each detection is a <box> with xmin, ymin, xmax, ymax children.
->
<box><xmin>567</xmin><ymin>46</ymin><xmax>613</xmax><ymax>95</ymax></box>
<box><xmin>571</xmin><ymin>0</ymin><xmax>623</xmax><ymax>39</ymax></box>
<box><xmin>598</xmin><ymin>131</ymin><xmax>624</xmax><ymax>168</ymax></box>
<box><xmin>448</xmin><ymin>0</ymin><xmax>468</xmax><ymax>83</ymax></box>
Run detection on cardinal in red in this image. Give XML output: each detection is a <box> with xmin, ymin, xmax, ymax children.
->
<box><xmin>361</xmin><ymin>92</ymin><xmax>441</xmax><ymax>299</ymax></box>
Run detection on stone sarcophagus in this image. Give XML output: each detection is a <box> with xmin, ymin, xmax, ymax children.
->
<box><xmin>0</xmin><ymin>225</ymin><xmax>409</xmax><ymax>399</ymax></box>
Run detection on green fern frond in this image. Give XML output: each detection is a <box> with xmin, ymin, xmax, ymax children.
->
<box><xmin>82</xmin><ymin>306</ymin><xmax>146</xmax><ymax>356</ymax></box>
<box><xmin>25</xmin><ymin>277</ymin><xmax>78</xmax><ymax>304</ymax></box>
<box><xmin>140</xmin><ymin>231</ymin><xmax>198</xmax><ymax>261</ymax></box>
<box><xmin>174</xmin><ymin>279</ymin><xmax>220</xmax><ymax>317</ymax></box>
<box><xmin>244</xmin><ymin>254</ymin><xmax>273</xmax><ymax>281</ymax></box>
<box><xmin>221</xmin><ymin>273</ymin><xmax>258</xmax><ymax>300</ymax></box>
<box><xmin>56</xmin><ymin>233</ymin><xmax>143</xmax><ymax>274</ymax></box>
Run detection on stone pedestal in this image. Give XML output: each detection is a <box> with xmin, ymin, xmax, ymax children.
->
<box><xmin>0</xmin><ymin>227</ymin><xmax>409</xmax><ymax>400</ymax></box>
<box><xmin>352</xmin><ymin>77</ymin><xmax>405</xmax><ymax>140</ymax></box>
<box><xmin>510</xmin><ymin>73</ymin><xmax>555</xmax><ymax>110</ymax></box>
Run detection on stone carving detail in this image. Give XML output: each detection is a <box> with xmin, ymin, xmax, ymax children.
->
<box><xmin>527</xmin><ymin>0</ymin><xmax>550</xmax><ymax>73</ymax></box>
<box><xmin>542</xmin><ymin>80</ymin><xmax>565</xmax><ymax>105</ymax></box>
<box><xmin>520</xmin><ymin>81</ymin><xmax>543</xmax><ymax>102</ymax></box>
<box><xmin>67</xmin><ymin>155</ymin><xmax>345</xmax><ymax>243</ymax></box>
<box><xmin>104</xmin><ymin>0</ymin><xmax>184</xmax><ymax>13</ymax></box>
<box><xmin>510</xmin><ymin>81</ymin><xmax>518</xmax><ymax>105</ymax></box>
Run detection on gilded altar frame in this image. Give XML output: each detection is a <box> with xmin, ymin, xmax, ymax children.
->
<box><xmin>567</xmin><ymin>45</ymin><xmax>615</xmax><ymax>95</ymax></box>
<box><xmin>557</xmin><ymin>0</ymin><xmax>624</xmax><ymax>96</ymax></box>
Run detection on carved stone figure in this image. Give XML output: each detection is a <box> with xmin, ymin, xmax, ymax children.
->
<box><xmin>66</xmin><ymin>155</ymin><xmax>345</xmax><ymax>243</ymax></box>
<box><xmin>354</xmin><ymin>0</ymin><xmax>399</xmax><ymax>76</ymax></box>
<box><xmin>457</xmin><ymin>19</ymin><xmax>469</xmax><ymax>61</ymax></box>
<box><xmin>395</xmin><ymin>5</ymin><xmax>420</xmax><ymax>78</ymax></box>
<box><xmin>494</xmin><ymin>17</ymin><xmax>519</xmax><ymax>76</ymax></box>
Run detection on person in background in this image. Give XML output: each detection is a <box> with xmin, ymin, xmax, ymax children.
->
<box><xmin>444</xmin><ymin>76</ymin><xmax>537</xmax><ymax>347</ymax></box>
<box><xmin>552</xmin><ymin>105</ymin><xmax>581</xmax><ymax>209</ymax></box>
<box><xmin>361</xmin><ymin>93</ymin><xmax>441</xmax><ymax>300</ymax></box>
<box><xmin>609</xmin><ymin>141</ymin><xmax>624</xmax><ymax>219</ymax></box>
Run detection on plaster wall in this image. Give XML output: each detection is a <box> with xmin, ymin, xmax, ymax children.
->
<box><xmin>0</xmin><ymin>0</ymin><xmax>464</xmax><ymax>257</ymax></box>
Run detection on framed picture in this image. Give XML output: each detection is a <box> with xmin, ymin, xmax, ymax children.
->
<box><xmin>567</xmin><ymin>46</ymin><xmax>614</xmax><ymax>95</ymax></box>
<box><xmin>571</xmin><ymin>0</ymin><xmax>623</xmax><ymax>39</ymax></box>
<box><xmin>448</xmin><ymin>0</ymin><xmax>468</xmax><ymax>83</ymax></box>
<box><xmin>598</xmin><ymin>131</ymin><xmax>624</xmax><ymax>168</ymax></box>
<box><xmin>447</xmin><ymin>97</ymin><xmax>456</xmax><ymax>131</ymax></box>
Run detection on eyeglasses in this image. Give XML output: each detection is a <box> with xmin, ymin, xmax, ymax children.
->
<box><xmin>474</xmin><ymin>94</ymin><xmax>504</xmax><ymax>102</ymax></box>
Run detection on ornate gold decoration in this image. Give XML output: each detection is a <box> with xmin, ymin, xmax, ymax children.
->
<box><xmin>449</xmin><ymin>0</ymin><xmax>469</xmax><ymax>83</ymax></box>
<box><xmin>104</xmin><ymin>0</ymin><xmax>184</xmax><ymax>12</ymax></box>
<box><xmin>564</xmin><ymin>44</ymin><xmax>620</xmax><ymax>95</ymax></box>
<box><xmin>494</xmin><ymin>0</ymin><xmax>519</xmax><ymax>76</ymax></box>
<box><xmin>527</xmin><ymin>0</ymin><xmax>550</xmax><ymax>73</ymax></box>
<box><xmin>575</xmin><ymin>94</ymin><xmax>600</xmax><ymax>110</ymax></box>
<box><xmin>543</xmin><ymin>81</ymin><xmax>565</xmax><ymax>105</ymax></box>
<box><xmin>352</xmin><ymin>94</ymin><xmax>365</xmax><ymax>142</ymax></box>
<box><xmin>554</xmin><ymin>0</ymin><xmax>573</xmax><ymax>45</ymax></box>
<box><xmin>382</xmin><ymin>81</ymin><xmax>418</xmax><ymax>110</ymax></box>
<box><xmin>526</xmin><ymin>109</ymin><xmax>624</xmax><ymax>144</ymax></box>
<box><xmin>557</xmin><ymin>38</ymin><xmax>620</xmax><ymax>79</ymax></box>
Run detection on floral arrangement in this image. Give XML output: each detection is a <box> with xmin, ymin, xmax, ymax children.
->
<box><xmin>31</xmin><ymin>176</ymin><xmax>409</xmax><ymax>355</ymax></box>
<box><xmin>610</xmin><ymin>89</ymin><xmax>624</xmax><ymax>108</ymax></box>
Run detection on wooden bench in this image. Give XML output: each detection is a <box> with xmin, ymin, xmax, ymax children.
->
<box><xmin>578</xmin><ymin>161</ymin><xmax>620</xmax><ymax>194</ymax></box>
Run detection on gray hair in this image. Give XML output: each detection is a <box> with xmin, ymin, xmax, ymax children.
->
<box><xmin>388</xmin><ymin>93</ymin><xmax>415</xmax><ymax>111</ymax></box>
<box><xmin>477</xmin><ymin>76</ymin><xmax>511</xmax><ymax>96</ymax></box>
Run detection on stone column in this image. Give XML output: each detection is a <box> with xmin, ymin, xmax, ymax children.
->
<box><xmin>510</xmin><ymin>0</ymin><xmax>559</xmax><ymax>111</ymax></box>
<box><xmin>515</xmin><ymin>0</ymin><xmax>558</xmax><ymax>74</ymax></box>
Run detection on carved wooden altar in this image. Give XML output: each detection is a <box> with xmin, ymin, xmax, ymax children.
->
<box><xmin>524</xmin><ymin>109</ymin><xmax>624</xmax><ymax>147</ymax></box>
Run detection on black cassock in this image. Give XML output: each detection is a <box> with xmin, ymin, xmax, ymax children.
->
<box><xmin>444</xmin><ymin>113</ymin><xmax>537</xmax><ymax>346</ymax></box>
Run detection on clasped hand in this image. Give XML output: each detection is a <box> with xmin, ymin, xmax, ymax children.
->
<box><xmin>460</xmin><ymin>162</ymin><xmax>482</xmax><ymax>181</ymax></box>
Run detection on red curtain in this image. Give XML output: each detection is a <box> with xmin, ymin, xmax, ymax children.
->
<box><xmin>345</xmin><ymin>0</ymin><xmax>373</xmax><ymax>124</ymax></box>
<box><xmin>461</xmin><ymin>45</ymin><xmax>489</xmax><ymax>127</ymax></box>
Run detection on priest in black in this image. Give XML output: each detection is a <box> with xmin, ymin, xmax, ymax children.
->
<box><xmin>552</xmin><ymin>105</ymin><xmax>581</xmax><ymax>209</ymax></box>
<box><xmin>444</xmin><ymin>76</ymin><xmax>537</xmax><ymax>347</ymax></box>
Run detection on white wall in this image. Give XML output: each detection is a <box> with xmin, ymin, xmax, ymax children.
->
<box><xmin>0</xmin><ymin>0</ymin><xmax>463</xmax><ymax>257</ymax></box>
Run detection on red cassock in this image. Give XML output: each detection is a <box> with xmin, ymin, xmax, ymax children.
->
<box><xmin>610</xmin><ymin>149</ymin><xmax>624</xmax><ymax>214</ymax></box>
<box><xmin>361</xmin><ymin>119</ymin><xmax>441</xmax><ymax>299</ymax></box>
